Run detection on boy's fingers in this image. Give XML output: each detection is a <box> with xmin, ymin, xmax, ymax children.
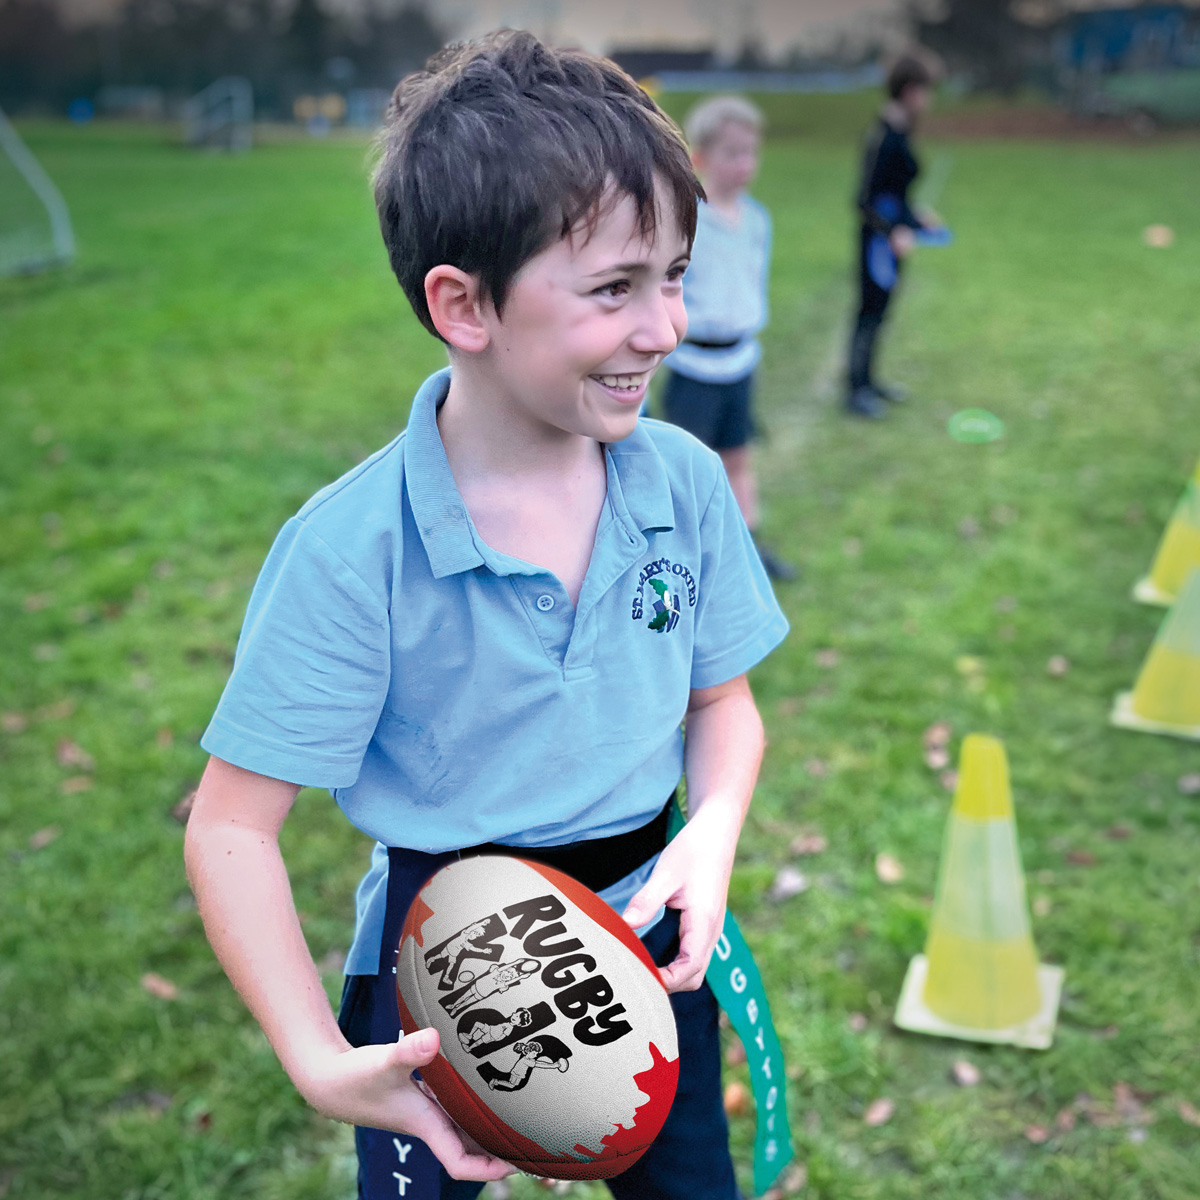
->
<box><xmin>409</xmin><ymin>1106</ymin><xmax>515</xmax><ymax>1181</ymax></box>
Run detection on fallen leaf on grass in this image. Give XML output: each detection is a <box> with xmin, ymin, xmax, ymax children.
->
<box><xmin>994</xmin><ymin>595</ymin><xmax>1018</xmax><ymax>613</ymax></box>
<box><xmin>141</xmin><ymin>973</ymin><xmax>179</xmax><ymax>1001</ymax></box>
<box><xmin>1143</xmin><ymin>223</ymin><xmax>1174</xmax><ymax>248</ymax></box>
<box><xmin>842</xmin><ymin>537</ymin><xmax>862</xmax><ymax>558</ymax></box>
<box><xmin>1105</xmin><ymin>825</ymin><xmax>1132</xmax><ymax>841</ymax></box>
<box><xmin>724</xmin><ymin>1081</ymin><xmax>750</xmax><ymax>1116</ymax></box>
<box><xmin>1</xmin><ymin>712</ymin><xmax>27</xmax><ymax>734</ymax></box>
<box><xmin>32</xmin><ymin>643</ymin><xmax>59</xmax><ymax>662</ymax></box>
<box><xmin>1178</xmin><ymin>773</ymin><xmax>1200</xmax><ymax>796</ymax></box>
<box><xmin>1024</xmin><ymin>1124</ymin><xmax>1050</xmax><ymax>1144</ymax></box>
<box><xmin>1054</xmin><ymin>1107</ymin><xmax>1076</xmax><ymax>1133</ymax></box>
<box><xmin>951</xmin><ymin>1060</ymin><xmax>981</xmax><ymax>1087</ymax></box>
<box><xmin>60</xmin><ymin>776</ymin><xmax>93</xmax><ymax>795</ymax></box>
<box><xmin>1032</xmin><ymin>895</ymin><xmax>1052</xmax><ymax>918</ymax></box>
<box><xmin>171</xmin><ymin>789</ymin><xmax>197</xmax><ymax>825</ymax></box>
<box><xmin>725</xmin><ymin>1041</ymin><xmax>747</xmax><ymax>1067</ymax></box>
<box><xmin>1066</xmin><ymin>850</ymin><xmax>1097</xmax><ymax>866</ymax></box>
<box><xmin>848</xmin><ymin>1012</ymin><xmax>869</xmax><ymax>1033</ymax></box>
<box><xmin>155</xmin><ymin>727</ymin><xmax>174</xmax><ymax>749</ymax></box>
<box><xmin>769</xmin><ymin>866</ymin><xmax>810</xmax><ymax>902</ymax></box>
<box><xmin>991</xmin><ymin>505</ymin><xmax>1018</xmax><ymax>526</ymax></box>
<box><xmin>1177</xmin><ymin>1101</ymin><xmax>1200</xmax><ymax>1127</ymax></box>
<box><xmin>814</xmin><ymin>648</ymin><xmax>840</xmax><ymax>669</ymax></box>
<box><xmin>923</xmin><ymin>746</ymin><xmax>950</xmax><ymax>770</ymax></box>
<box><xmin>875</xmin><ymin>853</ymin><xmax>904</xmax><ymax>884</ymax></box>
<box><xmin>1047</xmin><ymin>655</ymin><xmax>1070</xmax><ymax>677</ymax></box>
<box><xmin>35</xmin><ymin>699</ymin><xmax>75</xmax><ymax>722</ymax></box>
<box><xmin>923</xmin><ymin>721</ymin><xmax>952</xmax><ymax>749</ymax></box>
<box><xmin>958</xmin><ymin>517</ymin><xmax>981</xmax><ymax>539</ymax></box>
<box><xmin>56</xmin><ymin>738</ymin><xmax>95</xmax><ymax>771</ymax></box>
<box><xmin>23</xmin><ymin>593</ymin><xmax>51</xmax><ymax>613</ymax></box>
<box><xmin>1113</xmin><ymin>1082</ymin><xmax>1155</xmax><ymax>1125</ymax></box>
<box><xmin>863</xmin><ymin>1098</ymin><xmax>894</xmax><ymax>1126</ymax></box>
<box><xmin>939</xmin><ymin>769</ymin><xmax>959</xmax><ymax>791</ymax></box>
<box><xmin>790</xmin><ymin>831</ymin><xmax>827</xmax><ymax>856</ymax></box>
<box><xmin>29</xmin><ymin>826</ymin><xmax>61</xmax><ymax>851</ymax></box>
<box><xmin>803</xmin><ymin>757</ymin><xmax>829</xmax><ymax>778</ymax></box>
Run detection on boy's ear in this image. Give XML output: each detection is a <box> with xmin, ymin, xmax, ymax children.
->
<box><xmin>424</xmin><ymin>266</ymin><xmax>490</xmax><ymax>352</ymax></box>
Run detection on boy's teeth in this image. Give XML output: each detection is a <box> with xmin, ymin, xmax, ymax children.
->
<box><xmin>596</xmin><ymin>374</ymin><xmax>641</xmax><ymax>389</ymax></box>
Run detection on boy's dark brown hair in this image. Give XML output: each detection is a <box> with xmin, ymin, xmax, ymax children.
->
<box><xmin>373</xmin><ymin>30</ymin><xmax>704</xmax><ymax>340</ymax></box>
<box><xmin>886</xmin><ymin>51</ymin><xmax>937</xmax><ymax>101</ymax></box>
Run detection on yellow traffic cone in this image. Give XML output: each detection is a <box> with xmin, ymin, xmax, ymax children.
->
<box><xmin>894</xmin><ymin>735</ymin><xmax>1064</xmax><ymax>1049</ymax></box>
<box><xmin>1134</xmin><ymin>456</ymin><xmax>1200</xmax><ymax>606</ymax></box>
<box><xmin>1111</xmin><ymin>567</ymin><xmax>1200</xmax><ymax>741</ymax></box>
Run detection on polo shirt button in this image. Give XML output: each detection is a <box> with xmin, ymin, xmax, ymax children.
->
<box><xmin>536</xmin><ymin>594</ymin><xmax>555</xmax><ymax>612</ymax></box>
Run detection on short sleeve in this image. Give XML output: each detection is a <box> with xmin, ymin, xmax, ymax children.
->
<box><xmin>200</xmin><ymin>518</ymin><xmax>391</xmax><ymax>787</ymax></box>
<box><xmin>690</xmin><ymin>469</ymin><xmax>789</xmax><ymax>689</ymax></box>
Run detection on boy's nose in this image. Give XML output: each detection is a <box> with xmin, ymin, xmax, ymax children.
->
<box><xmin>630</xmin><ymin>294</ymin><xmax>684</xmax><ymax>357</ymax></box>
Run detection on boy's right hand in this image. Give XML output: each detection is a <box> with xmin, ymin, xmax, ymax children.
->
<box><xmin>889</xmin><ymin>225</ymin><xmax>916</xmax><ymax>258</ymax></box>
<box><xmin>298</xmin><ymin>1027</ymin><xmax>515</xmax><ymax>1182</ymax></box>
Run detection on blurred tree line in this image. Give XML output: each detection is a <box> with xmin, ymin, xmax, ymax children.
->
<box><xmin>0</xmin><ymin>0</ymin><xmax>446</xmax><ymax>116</ymax></box>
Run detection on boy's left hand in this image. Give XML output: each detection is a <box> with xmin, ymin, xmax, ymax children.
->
<box><xmin>621</xmin><ymin>804</ymin><xmax>738</xmax><ymax>993</ymax></box>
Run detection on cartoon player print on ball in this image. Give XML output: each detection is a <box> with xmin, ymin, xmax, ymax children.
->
<box><xmin>458</xmin><ymin>1005</ymin><xmax>534</xmax><ymax>1053</ymax></box>
<box><xmin>442</xmin><ymin>958</ymin><xmax>541</xmax><ymax>1018</ymax></box>
<box><xmin>477</xmin><ymin>1036</ymin><xmax>573</xmax><ymax>1093</ymax></box>
<box><xmin>423</xmin><ymin>914</ymin><xmax>506</xmax><ymax>991</ymax></box>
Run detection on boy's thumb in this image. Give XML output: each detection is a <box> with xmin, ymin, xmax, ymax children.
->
<box><xmin>622</xmin><ymin>882</ymin><xmax>663</xmax><ymax>928</ymax></box>
<box><xmin>393</xmin><ymin>1027</ymin><xmax>439</xmax><ymax>1068</ymax></box>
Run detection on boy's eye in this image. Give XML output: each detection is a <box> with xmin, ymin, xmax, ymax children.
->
<box><xmin>594</xmin><ymin>279</ymin><xmax>630</xmax><ymax>298</ymax></box>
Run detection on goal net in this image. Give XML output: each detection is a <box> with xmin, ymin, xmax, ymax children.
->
<box><xmin>0</xmin><ymin>107</ymin><xmax>75</xmax><ymax>277</ymax></box>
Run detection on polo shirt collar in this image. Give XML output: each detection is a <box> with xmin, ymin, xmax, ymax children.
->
<box><xmin>404</xmin><ymin>368</ymin><xmax>676</xmax><ymax>579</ymax></box>
<box><xmin>403</xmin><ymin>368</ymin><xmax>486</xmax><ymax>579</ymax></box>
<box><xmin>606</xmin><ymin>418</ymin><xmax>676</xmax><ymax>536</ymax></box>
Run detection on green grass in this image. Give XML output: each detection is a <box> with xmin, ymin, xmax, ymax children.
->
<box><xmin>3</xmin><ymin>105</ymin><xmax>1200</xmax><ymax>1200</ymax></box>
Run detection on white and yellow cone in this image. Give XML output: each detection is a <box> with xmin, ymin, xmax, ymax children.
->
<box><xmin>1134</xmin><ymin>456</ymin><xmax>1200</xmax><ymax>606</ymax></box>
<box><xmin>894</xmin><ymin>735</ymin><xmax>1063</xmax><ymax>1050</ymax></box>
<box><xmin>1112</xmin><ymin>567</ymin><xmax>1200</xmax><ymax>741</ymax></box>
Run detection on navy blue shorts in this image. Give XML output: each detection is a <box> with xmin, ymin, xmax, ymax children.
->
<box><xmin>337</xmin><ymin>846</ymin><xmax>741</xmax><ymax>1199</ymax></box>
<box><xmin>660</xmin><ymin>371</ymin><xmax>756</xmax><ymax>452</ymax></box>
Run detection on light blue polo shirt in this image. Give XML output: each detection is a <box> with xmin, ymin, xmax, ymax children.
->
<box><xmin>201</xmin><ymin>368</ymin><xmax>788</xmax><ymax>973</ymax></box>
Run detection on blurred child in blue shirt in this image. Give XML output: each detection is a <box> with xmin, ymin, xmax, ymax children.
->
<box><xmin>661</xmin><ymin>95</ymin><xmax>794</xmax><ymax>582</ymax></box>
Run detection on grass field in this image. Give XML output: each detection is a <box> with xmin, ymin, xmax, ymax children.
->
<box><xmin>2</xmin><ymin>100</ymin><xmax>1199</xmax><ymax>1200</ymax></box>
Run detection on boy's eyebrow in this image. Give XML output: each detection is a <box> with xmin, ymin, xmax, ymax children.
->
<box><xmin>585</xmin><ymin>253</ymin><xmax>691</xmax><ymax>278</ymax></box>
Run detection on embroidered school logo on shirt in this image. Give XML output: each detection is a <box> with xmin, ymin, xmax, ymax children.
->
<box><xmin>631</xmin><ymin>557</ymin><xmax>697</xmax><ymax>633</ymax></box>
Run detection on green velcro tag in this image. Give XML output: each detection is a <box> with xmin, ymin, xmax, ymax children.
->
<box><xmin>667</xmin><ymin>802</ymin><xmax>794</xmax><ymax>1196</ymax></box>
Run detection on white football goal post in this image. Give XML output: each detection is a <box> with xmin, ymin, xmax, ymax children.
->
<box><xmin>182</xmin><ymin>76</ymin><xmax>253</xmax><ymax>151</ymax></box>
<box><xmin>0</xmin><ymin>107</ymin><xmax>75</xmax><ymax>278</ymax></box>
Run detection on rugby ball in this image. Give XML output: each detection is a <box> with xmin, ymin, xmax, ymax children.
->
<box><xmin>396</xmin><ymin>855</ymin><xmax>679</xmax><ymax>1179</ymax></box>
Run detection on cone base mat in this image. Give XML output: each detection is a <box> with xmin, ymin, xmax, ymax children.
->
<box><xmin>1132</xmin><ymin>577</ymin><xmax>1173</xmax><ymax>607</ymax></box>
<box><xmin>894</xmin><ymin>954</ymin><xmax>1064</xmax><ymax>1050</ymax></box>
<box><xmin>1110</xmin><ymin>691</ymin><xmax>1200</xmax><ymax>742</ymax></box>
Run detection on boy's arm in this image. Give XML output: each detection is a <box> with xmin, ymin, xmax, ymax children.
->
<box><xmin>184</xmin><ymin>755</ymin><xmax>513</xmax><ymax>1182</ymax></box>
<box><xmin>621</xmin><ymin>673</ymin><xmax>764</xmax><ymax>992</ymax></box>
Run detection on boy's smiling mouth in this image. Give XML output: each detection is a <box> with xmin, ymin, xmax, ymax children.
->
<box><xmin>588</xmin><ymin>371</ymin><xmax>650</xmax><ymax>397</ymax></box>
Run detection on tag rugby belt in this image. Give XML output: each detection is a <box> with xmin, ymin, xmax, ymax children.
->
<box><xmin>460</xmin><ymin>794</ymin><xmax>674</xmax><ymax>893</ymax></box>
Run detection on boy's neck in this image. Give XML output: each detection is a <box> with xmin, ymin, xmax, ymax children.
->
<box><xmin>883</xmin><ymin>100</ymin><xmax>911</xmax><ymax>132</ymax></box>
<box><xmin>700</xmin><ymin>180</ymin><xmax>744</xmax><ymax>220</ymax></box>
<box><xmin>436</xmin><ymin>362</ymin><xmax>601</xmax><ymax>485</ymax></box>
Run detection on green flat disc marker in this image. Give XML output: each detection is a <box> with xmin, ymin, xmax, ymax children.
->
<box><xmin>948</xmin><ymin>408</ymin><xmax>1005</xmax><ymax>444</ymax></box>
